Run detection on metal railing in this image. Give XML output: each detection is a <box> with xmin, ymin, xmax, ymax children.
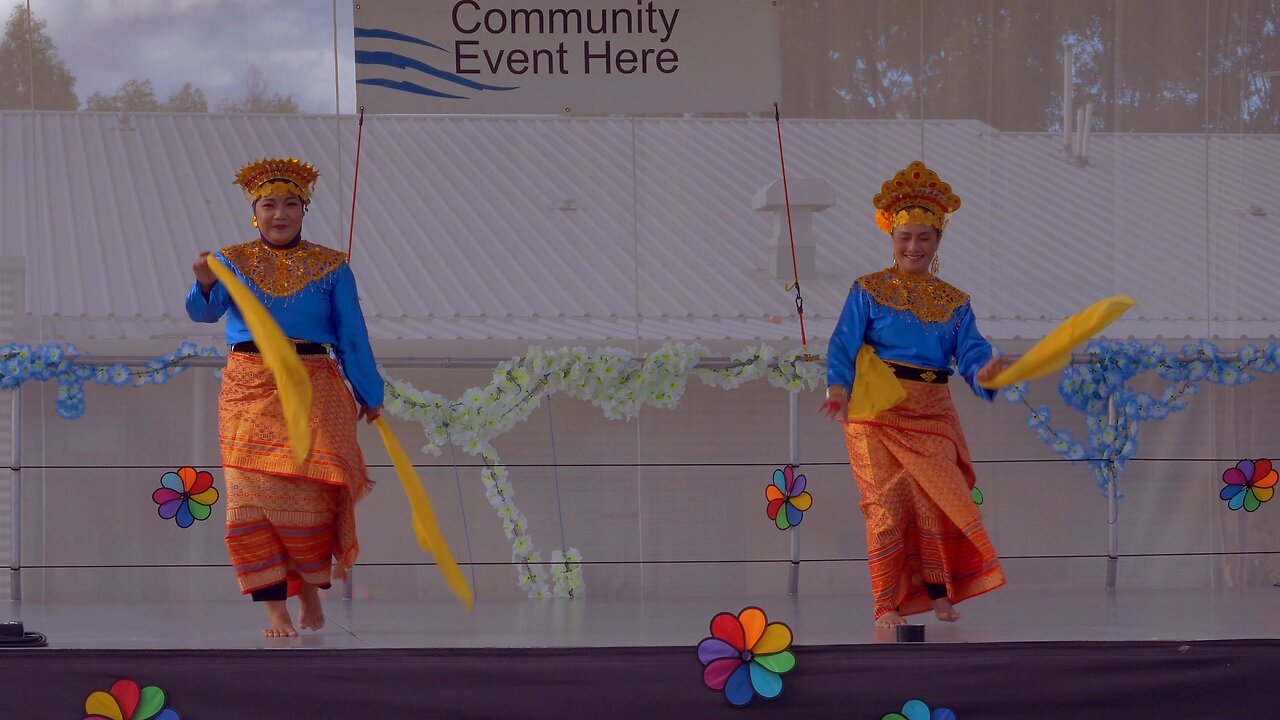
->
<box><xmin>2</xmin><ymin>351</ymin><xmax>1228</xmax><ymax>601</ymax></box>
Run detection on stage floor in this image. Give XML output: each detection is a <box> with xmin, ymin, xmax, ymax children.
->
<box><xmin>6</xmin><ymin>585</ymin><xmax>1279</xmax><ymax>650</ymax></box>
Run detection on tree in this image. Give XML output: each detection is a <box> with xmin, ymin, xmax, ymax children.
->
<box><xmin>0</xmin><ymin>4</ymin><xmax>77</xmax><ymax>110</ymax></box>
<box><xmin>780</xmin><ymin>1</ymin><xmax>920</xmax><ymax>120</ymax></box>
<box><xmin>87</xmin><ymin>78</ymin><xmax>208</xmax><ymax>113</ymax></box>
<box><xmin>165</xmin><ymin>82</ymin><xmax>208</xmax><ymax>113</ymax></box>
<box><xmin>1207</xmin><ymin>0</ymin><xmax>1280</xmax><ymax>133</ymax></box>
<box><xmin>918</xmin><ymin>0</ymin><xmax>1065</xmax><ymax>130</ymax></box>
<box><xmin>778</xmin><ymin>0</ymin><xmax>1280</xmax><ymax>133</ymax></box>
<box><xmin>218</xmin><ymin>63</ymin><xmax>299</xmax><ymax>114</ymax></box>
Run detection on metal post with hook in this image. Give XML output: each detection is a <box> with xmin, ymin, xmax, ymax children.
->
<box><xmin>1106</xmin><ymin>394</ymin><xmax>1119</xmax><ymax>590</ymax></box>
<box><xmin>788</xmin><ymin>391</ymin><xmax>800</xmax><ymax>595</ymax></box>
<box><xmin>9</xmin><ymin>385</ymin><xmax>20</xmax><ymax>602</ymax></box>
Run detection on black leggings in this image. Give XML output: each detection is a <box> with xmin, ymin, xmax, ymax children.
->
<box><xmin>250</xmin><ymin>581</ymin><xmax>288</xmax><ymax>602</ymax></box>
<box><xmin>924</xmin><ymin>583</ymin><xmax>948</xmax><ymax>600</ymax></box>
<box><xmin>250</xmin><ymin>580</ymin><xmax>331</xmax><ymax>602</ymax></box>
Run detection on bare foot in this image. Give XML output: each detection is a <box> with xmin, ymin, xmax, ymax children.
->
<box><xmin>875</xmin><ymin>610</ymin><xmax>907</xmax><ymax>628</ymax></box>
<box><xmin>264</xmin><ymin>600</ymin><xmax>298</xmax><ymax>637</ymax></box>
<box><xmin>931</xmin><ymin>596</ymin><xmax>961</xmax><ymax>622</ymax></box>
<box><xmin>297</xmin><ymin>583</ymin><xmax>325</xmax><ymax>631</ymax></box>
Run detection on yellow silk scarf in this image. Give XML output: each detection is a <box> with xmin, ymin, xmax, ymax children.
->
<box><xmin>376</xmin><ymin>417</ymin><xmax>475</xmax><ymax>611</ymax></box>
<box><xmin>847</xmin><ymin>344</ymin><xmax>907</xmax><ymax>421</ymax></box>
<box><xmin>206</xmin><ymin>254</ymin><xmax>312</xmax><ymax>462</ymax></box>
<box><xmin>979</xmin><ymin>295</ymin><xmax>1137</xmax><ymax>389</ymax></box>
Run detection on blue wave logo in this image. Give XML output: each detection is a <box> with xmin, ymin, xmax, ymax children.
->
<box><xmin>354</xmin><ymin>27</ymin><xmax>519</xmax><ymax>100</ymax></box>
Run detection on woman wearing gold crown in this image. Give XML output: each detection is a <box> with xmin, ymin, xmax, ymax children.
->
<box><xmin>821</xmin><ymin>161</ymin><xmax>1009</xmax><ymax>628</ymax></box>
<box><xmin>186</xmin><ymin>158</ymin><xmax>382</xmax><ymax>637</ymax></box>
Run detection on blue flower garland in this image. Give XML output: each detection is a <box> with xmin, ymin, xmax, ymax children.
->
<box><xmin>1006</xmin><ymin>340</ymin><xmax>1280</xmax><ymax>494</ymax></box>
<box><xmin>0</xmin><ymin>342</ymin><xmax>220</xmax><ymax>419</ymax></box>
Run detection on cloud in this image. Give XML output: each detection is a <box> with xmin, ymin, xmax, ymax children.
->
<box><xmin>29</xmin><ymin>0</ymin><xmax>356</xmax><ymax>112</ymax></box>
<box><xmin>44</xmin><ymin>0</ymin><xmax>226</xmax><ymax>23</ymax></box>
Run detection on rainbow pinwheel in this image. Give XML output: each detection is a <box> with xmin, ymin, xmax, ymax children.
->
<box><xmin>696</xmin><ymin>606</ymin><xmax>796</xmax><ymax>707</ymax></box>
<box><xmin>84</xmin><ymin>679</ymin><xmax>180</xmax><ymax>720</ymax></box>
<box><xmin>882</xmin><ymin>699</ymin><xmax>957</xmax><ymax>720</ymax></box>
<box><xmin>1220</xmin><ymin>458</ymin><xmax>1278</xmax><ymax>512</ymax></box>
<box><xmin>766</xmin><ymin>465</ymin><xmax>812</xmax><ymax>530</ymax></box>
<box><xmin>152</xmin><ymin>467</ymin><xmax>219</xmax><ymax>528</ymax></box>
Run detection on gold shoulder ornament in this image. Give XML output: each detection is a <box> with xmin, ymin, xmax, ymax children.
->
<box><xmin>220</xmin><ymin>240</ymin><xmax>346</xmax><ymax>298</ymax></box>
<box><xmin>856</xmin><ymin>268</ymin><xmax>969</xmax><ymax>324</ymax></box>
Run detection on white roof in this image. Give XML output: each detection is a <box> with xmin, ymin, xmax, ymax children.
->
<box><xmin>2</xmin><ymin>111</ymin><xmax>1276</xmax><ymax>352</ymax></box>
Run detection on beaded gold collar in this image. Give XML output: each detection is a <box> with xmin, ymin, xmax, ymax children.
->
<box><xmin>220</xmin><ymin>239</ymin><xmax>346</xmax><ymax>298</ymax></box>
<box><xmin>856</xmin><ymin>268</ymin><xmax>968</xmax><ymax>324</ymax></box>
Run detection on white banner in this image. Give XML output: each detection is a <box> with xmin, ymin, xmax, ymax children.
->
<box><xmin>353</xmin><ymin>0</ymin><xmax>781</xmax><ymax>115</ymax></box>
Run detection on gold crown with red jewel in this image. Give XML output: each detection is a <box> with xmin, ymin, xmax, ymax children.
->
<box><xmin>872</xmin><ymin>161</ymin><xmax>962</xmax><ymax>234</ymax></box>
<box><xmin>233</xmin><ymin>158</ymin><xmax>320</xmax><ymax>205</ymax></box>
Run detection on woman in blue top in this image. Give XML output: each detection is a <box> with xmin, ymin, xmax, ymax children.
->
<box><xmin>187</xmin><ymin>158</ymin><xmax>382</xmax><ymax>638</ymax></box>
<box><xmin>821</xmin><ymin>161</ymin><xmax>1008</xmax><ymax>629</ymax></box>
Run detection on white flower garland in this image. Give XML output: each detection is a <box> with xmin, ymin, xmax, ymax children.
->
<box><xmin>381</xmin><ymin>343</ymin><xmax>824</xmax><ymax>597</ymax></box>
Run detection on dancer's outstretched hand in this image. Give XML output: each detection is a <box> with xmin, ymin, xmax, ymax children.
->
<box><xmin>976</xmin><ymin>355</ymin><xmax>1011</xmax><ymax>386</ymax></box>
<box><xmin>358</xmin><ymin>406</ymin><xmax>382</xmax><ymax>424</ymax></box>
<box><xmin>819</xmin><ymin>388</ymin><xmax>848</xmax><ymax>423</ymax></box>
<box><xmin>193</xmin><ymin>251</ymin><xmax>217</xmax><ymax>292</ymax></box>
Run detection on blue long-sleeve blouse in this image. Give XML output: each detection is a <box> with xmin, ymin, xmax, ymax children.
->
<box><xmin>826</xmin><ymin>268</ymin><xmax>995</xmax><ymax>401</ymax></box>
<box><xmin>185</xmin><ymin>237</ymin><xmax>384</xmax><ymax>410</ymax></box>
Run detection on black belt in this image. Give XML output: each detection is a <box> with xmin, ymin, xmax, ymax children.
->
<box><xmin>884</xmin><ymin>360</ymin><xmax>950</xmax><ymax>384</ymax></box>
<box><xmin>231</xmin><ymin>341</ymin><xmax>329</xmax><ymax>356</ymax></box>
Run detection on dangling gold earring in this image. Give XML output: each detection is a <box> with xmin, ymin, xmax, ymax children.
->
<box><xmin>930</xmin><ymin>253</ymin><xmax>940</xmax><ymax>275</ymax></box>
<box><xmin>251</xmin><ymin>216</ymin><xmax>259</xmax><ymax>229</ymax></box>
<box><xmin>892</xmin><ymin>255</ymin><xmax>898</xmax><ymax>269</ymax></box>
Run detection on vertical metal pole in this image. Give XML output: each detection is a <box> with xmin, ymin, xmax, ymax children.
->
<box><xmin>343</xmin><ymin>567</ymin><xmax>353</xmax><ymax>600</ymax></box>
<box><xmin>1105</xmin><ymin>394</ymin><xmax>1118</xmax><ymax>590</ymax></box>
<box><xmin>1063</xmin><ymin>46</ymin><xmax>1074</xmax><ymax>157</ymax></box>
<box><xmin>1075</xmin><ymin>107</ymin><xmax>1086</xmax><ymax>158</ymax></box>
<box><xmin>788</xmin><ymin>391</ymin><xmax>800</xmax><ymax>595</ymax></box>
<box><xmin>10</xmin><ymin>386</ymin><xmax>21</xmax><ymax>602</ymax></box>
<box><xmin>1080</xmin><ymin>101</ymin><xmax>1094</xmax><ymax>162</ymax></box>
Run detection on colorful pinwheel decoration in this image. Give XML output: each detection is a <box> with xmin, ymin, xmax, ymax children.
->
<box><xmin>1220</xmin><ymin>458</ymin><xmax>1277</xmax><ymax>512</ymax></box>
<box><xmin>766</xmin><ymin>465</ymin><xmax>812</xmax><ymax>530</ymax></box>
<box><xmin>696</xmin><ymin>606</ymin><xmax>796</xmax><ymax>707</ymax></box>
<box><xmin>882</xmin><ymin>699</ymin><xmax>956</xmax><ymax>720</ymax></box>
<box><xmin>152</xmin><ymin>466</ymin><xmax>219</xmax><ymax>528</ymax></box>
<box><xmin>84</xmin><ymin>679</ymin><xmax>180</xmax><ymax>720</ymax></box>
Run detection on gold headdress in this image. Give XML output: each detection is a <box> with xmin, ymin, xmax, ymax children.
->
<box><xmin>872</xmin><ymin>161</ymin><xmax>961</xmax><ymax>234</ymax></box>
<box><xmin>234</xmin><ymin>158</ymin><xmax>320</xmax><ymax>205</ymax></box>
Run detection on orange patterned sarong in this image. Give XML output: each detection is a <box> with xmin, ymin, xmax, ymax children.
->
<box><xmin>844</xmin><ymin>379</ymin><xmax>1004</xmax><ymax>618</ymax></box>
<box><xmin>220</xmin><ymin>352</ymin><xmax>372</xmax><ymax>595</ymax></box>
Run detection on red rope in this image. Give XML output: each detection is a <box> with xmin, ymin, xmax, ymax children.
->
<box><xmin>346</xmin><ymin>106</ymin><xmax>366</xmax><ymax>261</ymax></box>
<box><xmin>773</xmin><ymin>102</ymin><xmax>809</xmax><ymax>355</ymax></box>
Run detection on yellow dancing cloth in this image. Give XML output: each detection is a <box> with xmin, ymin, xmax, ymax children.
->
<box><xmin>848</xmin><ymin>345</ymin><xmax>907</xmax><ymax>421</ymax></box>
<box><xmin>845</xmin><ymin>380</ymin><xmax>1004</xmax><ymax>619</ymax></box>
<box><xmin>220</xmin><ymin>353</ymin><xmax>372</xmax><ymax>586</ymax></box>
<box><xmin>377</xmin><ymin>417</ymin><xmax>475</xmax><ymax>612</ymax></box>
<box><xmin>979</xmin><ymin>295</ymin><xmax>1136</xmax><ymax>389</ymax></box>
<box><xmin>206</xmin><ymin>253</ymin><xmax>312</xmax><ymax>462</ymax></box>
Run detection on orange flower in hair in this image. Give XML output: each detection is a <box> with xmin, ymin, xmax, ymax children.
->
<box><xmin>875</xmin><ymin>209</ymin><xmax>895</xmax><ymax>234</ymax></box>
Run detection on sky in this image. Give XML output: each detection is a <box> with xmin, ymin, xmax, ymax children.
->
<box><xmin>26</xmin><ymin>0</ymin><xmax>358</xmax><ymax>113</ymax></box>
